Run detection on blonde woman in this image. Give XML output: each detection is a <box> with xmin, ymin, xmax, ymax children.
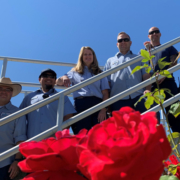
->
<box><xmin>56</xmin><ymin>47</ymin><xmax>109</xmax><ymax>134</ymax></box>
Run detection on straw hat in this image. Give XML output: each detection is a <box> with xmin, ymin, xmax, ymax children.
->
<box><xmin>0</xmin><ymin>77</ymin><xmax>22</xmax><ymax>97</ymax></box>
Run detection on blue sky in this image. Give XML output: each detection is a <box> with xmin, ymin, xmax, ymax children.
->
<box><xmin>0</xmin><ymin>0</ymin><xmax>180</xmax><ymax>106</ymax></box>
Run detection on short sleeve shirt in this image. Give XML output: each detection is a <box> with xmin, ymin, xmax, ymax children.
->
<box><xmin>0</xmin><ymin>102</ymin><xmax>27</xmax><ymax>168</ymax></box>
<box><xmin>150</xmin><ymin>46</ymin><xmax>178</xmax><ymax>73</ymax></box>
<box><xmin>19</xmin><ymin>88</ymin><xmax>76</xmax><ymax>139</ymax></box>
<box><xmin>104</xmin><ymin>51</ymin><xmax>145</xmax><ymax>99</ymax></box>
<box><xmin>66</xmin><ymin>66</ymin><xmax>110</xmax><ymax>99</ymax></box>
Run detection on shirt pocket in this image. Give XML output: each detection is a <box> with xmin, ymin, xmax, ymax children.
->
<box><xmin>31</xmin><ymin>96</ymin><xmax>39</xmax><ymax>104</ymax></box>
<box><xmin>111</xmin><ymin>61</ymin><xmax>119</xmax><ymax>68</ymax></box>
<box><xmin>0</xmin><ymin>112</ymin><xmax>14</xmax><ymax>134</ymax></box>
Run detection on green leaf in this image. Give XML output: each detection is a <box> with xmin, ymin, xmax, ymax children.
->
<box><xmin>159</xmin><ymin>176</ymin><xmax>170</xmax><ymax>180</ymax></box>
<box><xmin>160</xmin><ymin>70</ymin><xmax>172</xmax><ymax>78</ymax></box>
<box><xmin>155</xmin><ymin>95</ymin><xmax>165</xmax><ymax>100</ymax></box>
<box><xmin>145</xmin><ymin>66</ymin><xmax>151</xmax><ymax>73</ymax></box>
<box><xmin>140</xmin><ymin>49</ymin><xmax>151</xmax><ymax>60</ymax></box>
<box><xmin>141</xmin><ymin>58</ymin><xmax>150</xmax><ymax>62</ymax></box>
<box><xmin>169</xmin><ymin>165</ymin><xmax>177</xmax><ymax>175</ymax></box>
<box><xmin>158</xmin><ymin>57</ymin><xmax>171</xmax><ymax>69</ymax></box>
<box><xmin>168</xmin><ymin>176</ymin><xmax>180</xmax><ymax>180</ymax></box>
<box><xmin>173</xmin><ymin>144</ymin><xmax>178</xmax><ymax>150</ymax></box>
<box><xmin>162</xmin><ymin>88</ymin><xmax>174</xmax><ymax>97</ymax></box>
<box><xmin>167</xmin><ymin>132</ymin><xmax>180</xmax><ymax>142</ymax></box>
<box><xmin>144</xmin><ymin>96</ymin><xmax>154</xmax><ymax>109</ymax></box>
<box><xmin>153</xmin><ymin>89</ymin><xmax>166</xmax><ymax>104</ymax></box>
<box><xmin>158</xmin><ymin>57</ymin><xmax>167</xmax><ymax>62</ymax></box>
<box><xmin>134</xmin><ymin>94</ymin><xmax>146</xmax><ymax>107</ymax></box>
<box><xmin>130</xmin><ymin>64</ymin><xmax>148</xmax><ymax>75</ymax></box>
<box><xmin>169</xmin><ymin>102</ymin><xmax>180</xmax><ymax>118</ymax></box>
<box><xmin>160</xmin><ymin>175</ymin><xmax>179</xmax><ymax>180</ymax></box>
<box><xmin>150</xmin><ymin>55</ymin><xmax>155</xmax><ymax>59</ymax></box>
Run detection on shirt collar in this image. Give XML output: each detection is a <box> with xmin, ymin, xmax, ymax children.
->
<box><xmin>116</xmin><ymin>50</ymin><xmax>132</xmax><ymax>57</ymax></box>
<box><xmin>37</xmin><ymin>88</ymin><xmax>56</xmax><ymax>94</ymax></box>
<box><xmin>3</xmin><ymin>101</ymin><xmax>12</xmax><ymax>110</ymax></box>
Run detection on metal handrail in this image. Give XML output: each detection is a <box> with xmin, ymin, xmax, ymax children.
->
<box><xmin>1</xmin><ymin>36</ymin><xmax>180</xmax><ymax>127</ymax></box>
<box><xmin>1</xmin><ymin>84</ymin><xmax>180</xmax><ymax>162</ymax></box>
<box><xmin>0</xmin><ymin>37</ymin><xmax>180</xmax><ymax>161</ymax></box>
<box><xmin>0</xmin><ymin>56</ymin><xmax>104</xmax><ymax>77</ymax></box>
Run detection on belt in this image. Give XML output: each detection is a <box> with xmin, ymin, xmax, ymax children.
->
<box><xmin>74</xmin><ymin>96</ymin><xmax>101</xmax><ymax>100</ymax></box>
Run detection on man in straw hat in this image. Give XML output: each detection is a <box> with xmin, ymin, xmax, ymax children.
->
<box><xmin>0</xmin><ymin>77</ymin><xmax>27</xmax><ymax>180</ymax></box>
<box><xmin>20</xmin><ymin>69</ymin><xmax>76</xmax><ymax>139</ymax></box>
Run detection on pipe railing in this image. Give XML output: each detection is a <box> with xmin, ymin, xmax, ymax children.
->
<box><xmin>1</xmin><ymin>36</ymin><xmax>180</xmax><ymax>127</ymax></box>
<box><xmin>0</xmin><ymin>56</ymin><xmax>104</xmax><ymax>79</ymax></box>
<box><xmin>1</xmin><ymin>85</ymin><xmax>180</xmax><ymax>162</ymax></box>
<box><xmin>0</xmin><ymin>37</ymin><xmax>180</xmax><ymax>162</ymax></box>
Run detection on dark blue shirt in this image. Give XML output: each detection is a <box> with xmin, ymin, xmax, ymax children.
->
<box><xmin>152</xmin><ymin>46</ymin><xmax>178</xmax><ymax>72</ymax></box>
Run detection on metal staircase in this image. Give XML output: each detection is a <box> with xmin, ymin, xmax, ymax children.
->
<box><xmin>0</xmin><ymin>37</ymin><xmax>180</xmax><ymax>163</ymax></box>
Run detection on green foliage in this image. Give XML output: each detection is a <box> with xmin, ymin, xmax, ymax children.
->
<box><xmin>160</xmin><ymin>175</ymin><xmax>179</xmax><ymax>180</ymax></box>
<box><xmin>130</xmin><ymin>64</ymin><xmax>148</xmax><ymax>75</ymax></box>
<box><xmin>134</xmin><ymin>89</ymin><xmax>166</xmax><ymax>110</ymax></box>
<box><xmin>169</xmin><ymin>102</ymin><xmax>180</xmax><ymax>118</ymax></box>
<box><xmin>167</xmin><ymin>132</ymin><xmax>180</xmax><ymax>141</ymax></box>
<box><xmin>160</xmin><ymin>70</ymin><xmax>172</xmax><ymax>78</ymax></box>
<box><xmin>145</xmin><ymin>66</ymin><xmax>151</xmax><ymax>73</ymax></box>
<box><xmin>134</xmin><ymin>94</ymin><xmax>147</xmax><ymax>107</ymax></box>
<box><xmin>141</xmin><ymin>49</ymin><xmax>151</xmax><ymax>59</ymax></box>
<box><xmin>153</xmin><ymin>89</ymin><xmax>166</xmax><ymax>104</ymax></box>
<box><xmin>169</xmin><ymin>164</ymin><xmax>178</xmax><ymax>175</ymax></box>
<box><xmin>162</xmin><ymin>88</ymin><xmax>174</xmax><ymax>97</ymax></box>
<box><xmin>145</xmin><ymin>96</ymin><xmax>154</xmax><ymax>109</ymax></box>
<box><xmin>142</xmin><ymin>58</ymin><xmax>149</xmax><ymax>62</ymax></box>
<box><xmin>158</xmin><ymin>57</ymin><xmax>171</xmax><ymax>70</ymax></box>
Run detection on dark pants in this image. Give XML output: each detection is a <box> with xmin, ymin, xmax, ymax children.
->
<box><xmin>111</xmin><ymin>94</ymin><xmax>147</xmax><ymax>113</ymax></box>
<box><xmin>0</xmin><ymin>165</ymin><xmax>10</xmax><ymax>180</ymax></box>
<box><xmin>152</xmin><ymin>79</ymin><xmax>180</xmax><ymax>132</ymax></box>
<box><xmin>71</xmin><ymin>96</ymin><xmax>102</xmax><ymax>134</ymax></box>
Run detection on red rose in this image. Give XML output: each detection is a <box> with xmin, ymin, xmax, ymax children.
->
<box><xmin>164</xmin><ymin>155</ymin><xmax>180</xmax><ymax>179</ymax></box>
<box><xmin>18</xmin><ymin>129</ymin><xmax>87</xmax><ymax>180</ymax></box>
<box><xmin>77</xmin><ymin>107</ymin><xmax>171</xmax><ymax>180</ymax></box>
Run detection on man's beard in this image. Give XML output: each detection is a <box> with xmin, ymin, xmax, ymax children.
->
<box><xmin>45</xmin><ymin>85</ymin><xmax>53</xmax><ymax>91</ymax></box>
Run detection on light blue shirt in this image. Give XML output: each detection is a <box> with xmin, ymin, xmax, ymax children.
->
<box><xmin>104</xmin><ymin>51</ymin><xmax>146</xmax><ymax>99</ymax></box>
<box><xmin>66</xmin><ymin>66</ymin><xmax>110</xmax><ymax>99</ymax></box>
<box><xmin>0</xmin><ymin>102</ymin><xmax>27</xmax><ymax>168</ymax></box>
<box><xmin>19</xmin><ymin>88</ymin><xmax>76</xmax><ymax>139</ymax></box>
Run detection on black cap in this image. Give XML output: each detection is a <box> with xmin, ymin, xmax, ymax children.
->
<box><xmin>39</xmin><ymin>69</ymin><xmax>57</xmax><ymax>79</ymax></box>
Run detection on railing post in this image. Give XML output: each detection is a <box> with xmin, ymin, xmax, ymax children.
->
<box><xmin>1</xmin><ymin>58</ymin><xmax>8</xmax><ymax>78</ymax></box>
<box><xmin>160</xmin><ymin>109</ymin><xmax>167</xmax><ymax>134</ymax></box>
<box><xmin>24</xmin><ymin>91</ymin><xmax>28</xmax><ymax>97</ymax></box>
<box><xmin>56</xmin><ymin>93</ymin><xmax>64</xmax><ymax>131</ymax></box>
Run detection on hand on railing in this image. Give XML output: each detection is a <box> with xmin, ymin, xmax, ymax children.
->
<box><xmin>56</xmin><ymin>75</ymin><xmax>71</xmax><ymax>87</ymax></box>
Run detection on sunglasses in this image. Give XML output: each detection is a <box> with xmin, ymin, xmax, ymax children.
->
<box><xmin>149</xmin><ymin>30</ymin><xmax>160</xmax><ymax>35</ymax></box>
<box><xmin>0</xmin><ymin>88</ymin><xmax>13</xmax><ymax>92</ymax></box>
<box><xmin>42</xmin><ymin>74</ymin><xmax>55</xmax><ymax>79</ymax></box>
<box><xmin>117</xmin><ymin>38</ymin><xmax>130</xmax><ymax>43</ymax></box>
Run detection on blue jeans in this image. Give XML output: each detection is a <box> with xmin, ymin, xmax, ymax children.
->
<box><xmin>71</xmin><ymin>96</ymin><xmax>102</xmax><ymax>134</ymax></box>
<box><xmin>0</xmin><ymin>165</ymin><xmax>10</xmax><ymax>180</ymax></box>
